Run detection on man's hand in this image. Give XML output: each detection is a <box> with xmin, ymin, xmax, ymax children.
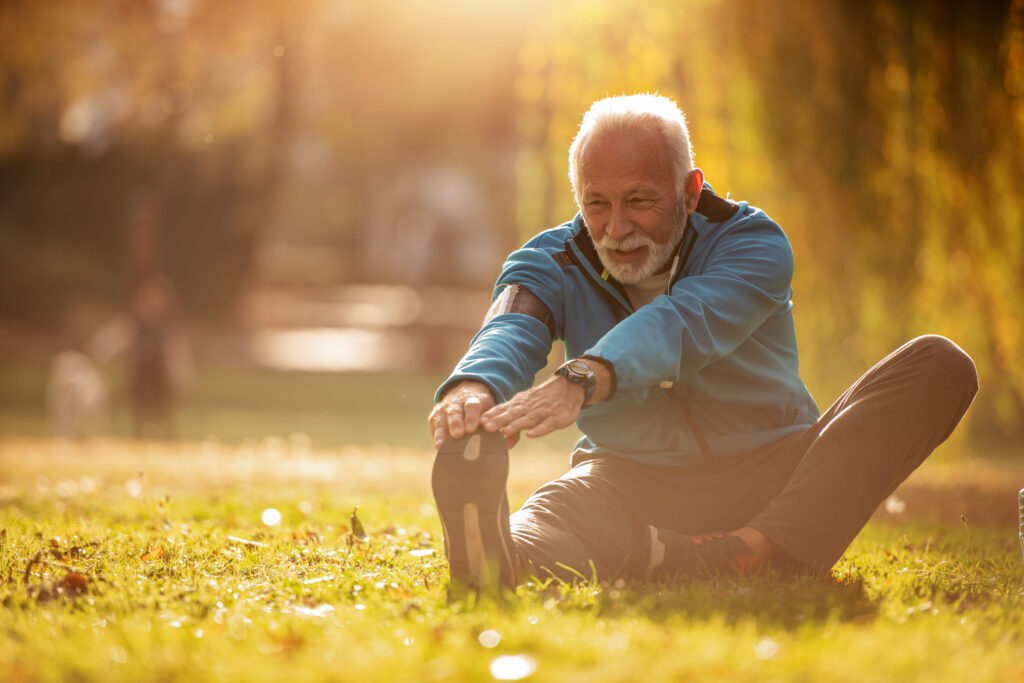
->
<box><xmin>428</xmin><ymin>381</ymin><xmax>497</xmax><ymax>449</ymax></box>
<box><xmin>479</xmin><ymin>375</ymin><xmax>584</xmax><ymax>440</ymax></box>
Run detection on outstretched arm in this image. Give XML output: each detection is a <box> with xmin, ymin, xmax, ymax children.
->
<box><xmin>429</xmin><ymin>239</ymin><xmax>568</xmax><ymax>449</ymax></box>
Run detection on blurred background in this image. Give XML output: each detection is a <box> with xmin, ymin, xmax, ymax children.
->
<box><xmin>0</xmin><ymin>0</ymin><xmax>1021</xmax><ymax>453</ymax></box>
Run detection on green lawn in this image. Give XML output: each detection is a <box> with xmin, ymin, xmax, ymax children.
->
<box><xmin>1</xmin><ymin>436</ymin><xmax>1023</xmax><ymax>682</ymax></box>
<box><xmin>2</xmin><ymin>360</ymin><xmax>1023</xmax><ymax>681</ymax></box>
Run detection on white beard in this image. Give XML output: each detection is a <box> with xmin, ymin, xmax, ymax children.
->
<box><xmin>592</xmin><ymin>206</ymin><xmax>688</xmax><ymax>285</ymax></box>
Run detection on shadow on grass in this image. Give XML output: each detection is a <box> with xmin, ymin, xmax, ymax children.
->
<box><xmin>519</xmin><ymin>573</ymin><xmax>879</xmax><ymax>631</ymax></box>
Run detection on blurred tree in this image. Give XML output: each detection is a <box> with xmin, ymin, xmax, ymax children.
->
<box><xmin>728</xmin><ymin>0</ymin><xmax>1023</xmax><ymax>437</ymax></box>
<box><xmin>1</xmin><ymin>0</ymin><xmax>1021</xmax><ymax>438</ymax></box>
<box><xmin>0</xmin><ymin>0</ymin><xmax>543</xmax><ymax>327</ymax></box>
<box><xmin>0</xmin><ymin>0</ymin><xmax>303</xmax><ymax>323</ymax></box>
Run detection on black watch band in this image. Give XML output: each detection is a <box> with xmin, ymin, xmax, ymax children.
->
<box><xmin>555</xmin><ymin>359</ymin><xmax>597</xmax><ymax>406</ymax></box>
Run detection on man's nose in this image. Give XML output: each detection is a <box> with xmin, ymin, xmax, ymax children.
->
<box><xmin>605</xmin><ymin>204</ymin><xmax>632</xmax><ymax>240</ymax></box>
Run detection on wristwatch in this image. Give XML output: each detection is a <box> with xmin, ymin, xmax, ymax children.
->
<box><xmin>555</xmin><ymin>359</ymin><xmax>597</xmax><ymax>406</ymax></box>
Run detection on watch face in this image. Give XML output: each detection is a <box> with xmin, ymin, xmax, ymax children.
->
<box><xmin>566</xmin><ymin>360</ymin><xmax>592</xmax><ymax>376</ymax></box>
<box><xmin>557</xmin><ymin>359</ymin><xmax>597</xmax><ymax>405</ymax></box>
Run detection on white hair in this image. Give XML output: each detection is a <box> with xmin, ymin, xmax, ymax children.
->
<box><xmin>568</xmin><ymin>93</ymin><xmax>695</xmax><ymax>202</ymax></box>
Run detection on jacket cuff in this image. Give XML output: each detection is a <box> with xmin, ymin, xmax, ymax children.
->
<box><xmin>580</xmin><ymin>354</ymin><xmax>617</xmax><ymax>403</ymax></box>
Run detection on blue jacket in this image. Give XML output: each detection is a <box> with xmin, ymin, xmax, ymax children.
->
<box><xmin>436</xmin><ymin>186</ymin><xmax>819</xmax><ymax>467</ymax></box>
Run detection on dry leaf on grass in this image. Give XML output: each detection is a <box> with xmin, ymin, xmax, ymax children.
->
<box><xmin>350</xmin><ymin>506</ymin><xmax>369</xmax><ymax>541</ymax></box>
<box><xmin>56</xmin><ymin>572</ymin><xmax>89</xmax><ymax>596</ymax></box>
<box><xmin>141</xmin><ymin>545</ymin><xmax>166</xmax><ymax>561</ymax></box>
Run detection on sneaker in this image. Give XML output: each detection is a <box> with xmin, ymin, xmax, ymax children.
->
<box><xmin>641</xmin><ymin>527</ymin><xmax>763</xmax><ymax>579</ymax></box>
<box><xmin>431</xmin><ymin>431</ymin><xmax>517</xmax><ymax>591</ymax></box>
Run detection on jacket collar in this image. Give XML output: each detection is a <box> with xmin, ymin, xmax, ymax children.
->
<box><xmin>569</xmin><ymin>214</ymin><xmax>633</xmax><ymax>312</ymax></box>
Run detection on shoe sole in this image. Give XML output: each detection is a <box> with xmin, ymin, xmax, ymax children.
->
<box><xmin>431</xmin><ymin>431</ymin><xmax>516</xmax><ymax>591</ymax></box>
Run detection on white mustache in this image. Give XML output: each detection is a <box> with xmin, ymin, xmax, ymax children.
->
<box><xmin>596</xmin><ymin>234</ymin><xmax>655</xmax><ymax>251</ymax></box>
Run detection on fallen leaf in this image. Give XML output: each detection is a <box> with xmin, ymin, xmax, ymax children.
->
<box><xmin>141</xmin><ymin>545</ymin><xmax>166</xmax><ymax>561</ymax></box>
<box><xmin>56</xmin><ymin>572</ymin><xmax>89</xmax><ymax>597</ymax></box>
<box><xmin>350</xmin><ymin>507</ymin><xmax>368</xmax><ymax>541</ymax></box>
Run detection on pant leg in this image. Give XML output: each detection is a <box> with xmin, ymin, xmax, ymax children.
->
<box><xmin>510</xmin><ymin>457</ymin><xmax>650</xmax><ymax>581</ymax></box>
<box><xmin>748</xmin><ymin>335</ymin><xmax>978</xmax><ymax>571</ymax></box>
<box><xmin>509</xmin><ymin>435</ymin><xmax>806</xmax><ymax>581</ymax></box>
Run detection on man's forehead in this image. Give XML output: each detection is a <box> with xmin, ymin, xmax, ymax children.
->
<box><xmin>581</xmin><ymin>124</ymin><xmax>665</xmax><ymax>156</ymax></box>
<box><xmin>578</xmin><ymin>127</ymin><xmax>674</xmax><ymax>185</ymax></box>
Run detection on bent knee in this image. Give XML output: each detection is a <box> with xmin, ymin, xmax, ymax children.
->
<box><xmin>906</xmin><ymin>335</ymin><xmax>979</xmax><ymax>399</ymax></box>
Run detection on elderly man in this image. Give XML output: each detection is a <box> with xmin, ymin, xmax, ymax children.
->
<box><xmin>428</xmin><ymin>94</ymin><xmax>978</xmax><ymax>590</ymax></box>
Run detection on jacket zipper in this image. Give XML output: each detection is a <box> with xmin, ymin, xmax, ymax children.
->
<box><xmin>664</xmin><ymin>223</ymin><xmax>713</xmax><ymax>463</ymax></box>
<box><xmin>663</xmin><ymin>390</ymin><xmax>715</xmax><ymax>465</ymax></box>
<box><xmin>564</xmin><ymin>241</ymin><xmax>633</xmax><ymax>319</ymax></box>
<box><xmin>667</xmin><ymin>224</ymin><xmax>699</xmax><ymax>290</ymax></box>
<box><xmin>569</xmin><ymin>220</ymin><xmax>714</xmax><ymax>464</ymax></box>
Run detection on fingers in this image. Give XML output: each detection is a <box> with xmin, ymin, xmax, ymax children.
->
<box><xmin>428</xmin><ymin>404</ymin><xmax>450</xmax><ymax>448</ymax></box>
<box><xmin>430</xmin><ymin>377</ymin><xmax>579</xmax><ymax>449</ymax></box>
<box><xmin>428</xmin><ymin>390</ymin><xmax>494</xmax><ymax>449</ymax></box>
<box><xmin>462</xmin><ymin>396</ymin><xmax>484</xmax><ymax>434</ymax></box>
<box><xmin>478</xmin><ymin>404</ymin><xmax>510</xmax><ymax>433</ymax></box>
<box><xmin>445</xmin><ymin>402</ymin><xmax>467</xmax><ymax>440</ymax></box>
<box><xmin>481</xmin><ymin>403</ymin><xmax>571</xmax><ymax>438</ymax></box>
<box><xmin>525</xmin><ymin>416</ymin><xmax>563</xmax><ymax>439</ymax></box>
<box><xmin>480</xmin><ymin>378</ymin><xmax>582</xmax><ymax>440</ymax></box>
<box><xmin>431</xmin><ymin>426</ymin><xmax>447</xmax><ymax>449</ymax></box>
<box><xmin>490</xmin><ymin>409</ymin><xmax>543</xmax><ymax>435</ymax></box>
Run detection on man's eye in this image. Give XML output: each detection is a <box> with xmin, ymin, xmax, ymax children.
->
<box><xmin>629</xmin><ymin>198</ymin><xmax>653</xmax><ymax>206</ymax></box>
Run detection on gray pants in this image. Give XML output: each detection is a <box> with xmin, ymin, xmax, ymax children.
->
<box><xmin>509</xmin><ymin>335</ymin><xmax>979</xmax><ymax>578</ymax></box>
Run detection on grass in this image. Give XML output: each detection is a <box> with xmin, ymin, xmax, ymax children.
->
<box><xmin>1</xmin><ymin>436</ymin><xmax>1023</xmax><ymax>682</ymax></box>
<box><xmin>2</xmin><ymin>359</ymin><xmax>1023</xmax><ymax>680</ymax></box>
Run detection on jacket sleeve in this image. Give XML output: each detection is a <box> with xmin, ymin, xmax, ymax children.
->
<box><xmin>583</xmin><ymin>216</ymin><xmax>794</xmax><ymax>392</ymax></box>
<box><xmin>434</xmin><ymin>246</ymin><xmax>563</xmax><ymax>404</ymax></box>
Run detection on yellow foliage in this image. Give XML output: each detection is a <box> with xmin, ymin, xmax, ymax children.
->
<box><xmin>514</xmin><ymin>0</ymin><xmax>1024</xmax><ymax>436</ymax></box>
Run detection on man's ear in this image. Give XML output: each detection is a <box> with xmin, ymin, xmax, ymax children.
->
<box><xmin>684</xmin><ymin>168</ymin><xmax>704</xmax><ymax>213</ymax></box>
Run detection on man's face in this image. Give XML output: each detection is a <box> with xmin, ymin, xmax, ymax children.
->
<box><xmin>578</xmin><ymin>126</ymin><xmax>686</xmax><ymax>284</ymax></box>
